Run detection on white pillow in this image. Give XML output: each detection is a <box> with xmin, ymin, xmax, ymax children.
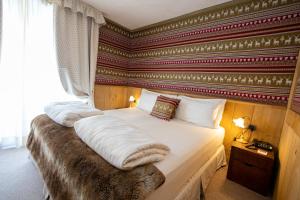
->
<box><xmin>137</xmin><ymin>89</ymin><xmax>178</xmax><ymax>113</ymax></box>
<box><xmin>176</xmin><ymin>96</ymin><xmax>226</xmax><ymax>128</ymax></box>
<box><xmin>213</xmin><ymin>99</ymin><xmax>226</xmax><ymax>128</ymax></box>
<box><xmin>194</xmin><ymin>97</ymin><xmax>226</xmax><ymax>128</ymax></box>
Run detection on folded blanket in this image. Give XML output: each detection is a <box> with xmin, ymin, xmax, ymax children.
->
<box><xmin>44</xmin><ymin>101</ymin><xmax>103</xmax><ymax>127</ymax></box>
<box><xmin>74</xmin><ymin>115</ymin><xmax>170</xmax><ymax>170</ymax></box>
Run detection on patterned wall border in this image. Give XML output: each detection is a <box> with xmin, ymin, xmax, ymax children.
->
<box><xmin>131</xmin><ymin>0</ymin><xmax>299</xmax><ymax>37</ymax></box>
<box><xmin>292</xmin><ymin>77</ymin><xmax>300</xmax><ymax>113</ymax></box>
<box><xmin>96</xmin><ymin>0</ymin><xmax>300</xmax><ymax>106</ymax></box>
<box><xmin>130</xmin><ymin>32</ymin><xmax>300</xmax><ymax>58</ymax></box>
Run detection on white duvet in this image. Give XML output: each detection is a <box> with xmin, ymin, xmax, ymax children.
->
<box><xmin>74</xmin><ymin>115</ymin><xmax>170</xmax><ymax>170</ymax></box>
<box><xmin>44</xmin><ymin>101</ymin><xmax>103</xmax><ymax>127</ymax></box>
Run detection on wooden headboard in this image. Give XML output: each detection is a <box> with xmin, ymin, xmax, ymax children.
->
<box><xmin>94</xmin><ymin>85</ymin><xmax>286</xmax><ymax>158</ymax></box>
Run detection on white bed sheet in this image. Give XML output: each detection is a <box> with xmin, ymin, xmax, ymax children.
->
<box><xmin>104</xmin><ymin>108</ymin><xmax>225</xmax><ymax>199</ymax></box>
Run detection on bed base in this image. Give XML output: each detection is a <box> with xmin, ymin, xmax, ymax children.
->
<box><xmin>30</xmin><ymin>145</ymin><xmax>226</xmax><ymax>200</ymax></box>
<box><xmin>147</xmin><ymin>145</ymin><xmax>226</xmax><ymax>200</ymax></box>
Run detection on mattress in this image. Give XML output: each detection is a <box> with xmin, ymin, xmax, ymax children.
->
<box><xmin>105</xmin><ymin>108</ymin><xmax>225</xmax><ymax>199</ymax></box>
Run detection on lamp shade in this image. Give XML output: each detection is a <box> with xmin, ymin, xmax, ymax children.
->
<box><xmin>129</xmin><ymin>96</ymin><xmax>135</xmax><ymax>102</ymax></box>
<box><xmin>233</xmin><ymin>117</ymin><xmax>245</xmax><ymax>128</ymax></box>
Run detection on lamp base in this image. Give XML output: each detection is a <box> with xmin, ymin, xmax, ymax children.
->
<box><xmin>236</xmin><ymin>138</ymin><xmax>249</xmax><ymax>144</ymax></box>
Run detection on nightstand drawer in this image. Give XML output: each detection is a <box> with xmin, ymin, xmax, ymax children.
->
<box><xmin>228</xmin><ymin>159</ymin><xmax>271</xmax><ymax>195</ymax></box>
<box><xmin>231</xmin><ymin>146</ymin><xmax>272</xmax><ymax>170</ymax></box>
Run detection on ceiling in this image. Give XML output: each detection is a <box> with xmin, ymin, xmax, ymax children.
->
<box><xmin>83</xmin><ymin>0</ymin><xmax>232</xmax><ymax>30</ymax></box>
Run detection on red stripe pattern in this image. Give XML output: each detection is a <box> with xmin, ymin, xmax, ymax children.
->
<box><xmin>292</xmin><ymin>77</ymin><xmax>300</xmax><ymax>114</ymax></box>
<box><xmin>150</xmin><ymin>95</ymin><xmax>181</xmax><ymax>121</ymax></box>
<box><xmin>96</xmin><ymin>0</ymin><xmax>300</xmax><ymax>106</ymax></box>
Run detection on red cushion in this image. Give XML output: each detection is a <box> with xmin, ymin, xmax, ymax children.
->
<box><xmin>150</xmin><ymin>95</ymin><xmax>181</xmax><ymax>121</ymax></box>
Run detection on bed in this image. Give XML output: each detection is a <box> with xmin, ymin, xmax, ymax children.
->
<box><xmin>28</xmin><ymin>103</ymin><xmax>226</xmax><ymax>200</ymax></box>
<box><xmin>105</xmin><ymin>108</ymin><xmax>226</xmax><ymax>200</ymax></box>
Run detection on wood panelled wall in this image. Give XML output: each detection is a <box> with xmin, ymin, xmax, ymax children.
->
<box><xmin>221</xmin><ymin>101</ymin><xmax>285</xmax><ymax>158</ymax></box>
<box><xmin>275</xmin><ymin>52</ymin><xmax>300</xmax><ymax>200</ymax></box>
<box><xmin>94</xmin><ymin>85</ymin><xmax>130</xmax><ymax>110</ymax></box>
<box><xmin>94</xmin><ymin>84</ymin><xmax>286</xmax><ymax>159</ymax></box>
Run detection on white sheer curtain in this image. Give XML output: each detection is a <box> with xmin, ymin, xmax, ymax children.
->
<box><xmin>52</xmin><ymin>0</ymin><xmax>105</xmax><ymax>106</ymax></box>
<box><xmin>0</xmin><ymin>0</ymin><xmax>77</xmax><ymax>149</ymax></box>
<box><xmin>0</xmin><ymin>0</ymin><xmax>2</xmax><ymax>59</ymax></box>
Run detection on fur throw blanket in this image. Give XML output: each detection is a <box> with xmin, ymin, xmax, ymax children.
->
<box><xmin>26</xmin><ymin>114</ymin><xmax>165</xmax><ymax>200</ymax></box>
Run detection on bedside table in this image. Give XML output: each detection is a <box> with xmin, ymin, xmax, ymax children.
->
<box><xmin>227</xmin><ymin>141</ymin><xmax>275</xmax><ymax>196</ymax></box>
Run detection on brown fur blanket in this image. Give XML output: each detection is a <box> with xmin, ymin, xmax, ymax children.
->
<box><xmin>26</xmin><ymin>114</ymin><xmax>165</xmax><ymax>200</ymax></box>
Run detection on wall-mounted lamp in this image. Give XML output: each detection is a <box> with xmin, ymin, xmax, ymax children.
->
<box><xmin>129</xmin><ymin>96</ymin><xmax>136</xmax><ymax>108</ymax></box>
<box><xmin>233</xmin><ymin>116</ymin><xmax>256</xmax><ymax>144</ymax></box>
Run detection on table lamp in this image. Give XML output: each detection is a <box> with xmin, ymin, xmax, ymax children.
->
<box><xmin>233</xmin><ymin>116</ymin><xmax>256</xmax><ymax>144</ymax></box>
<box><xmin>129</xmin><ymin>96</ymin><xmax>136</xmax><ymax>108</ymax></box>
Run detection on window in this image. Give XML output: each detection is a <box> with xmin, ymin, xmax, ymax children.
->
<box><xmin>0</xmin><ymin>0</ymin><xmax>76</xmax><ymax>148</ymax></box>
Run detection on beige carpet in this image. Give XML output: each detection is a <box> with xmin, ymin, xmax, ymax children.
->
<box><xmin>0</xmin><ymin>148</ymin><xmax>272</xmax><ymax>200</ymax></box>
<box><xmin>205</xmin><ymin>166</ymin><xmax>271</xmax><ymax>200</ymax></box>
<box><xmin>0</xmin><ymin>148</ymin><xmax>44</xmax><ymax>200</ymax></box>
